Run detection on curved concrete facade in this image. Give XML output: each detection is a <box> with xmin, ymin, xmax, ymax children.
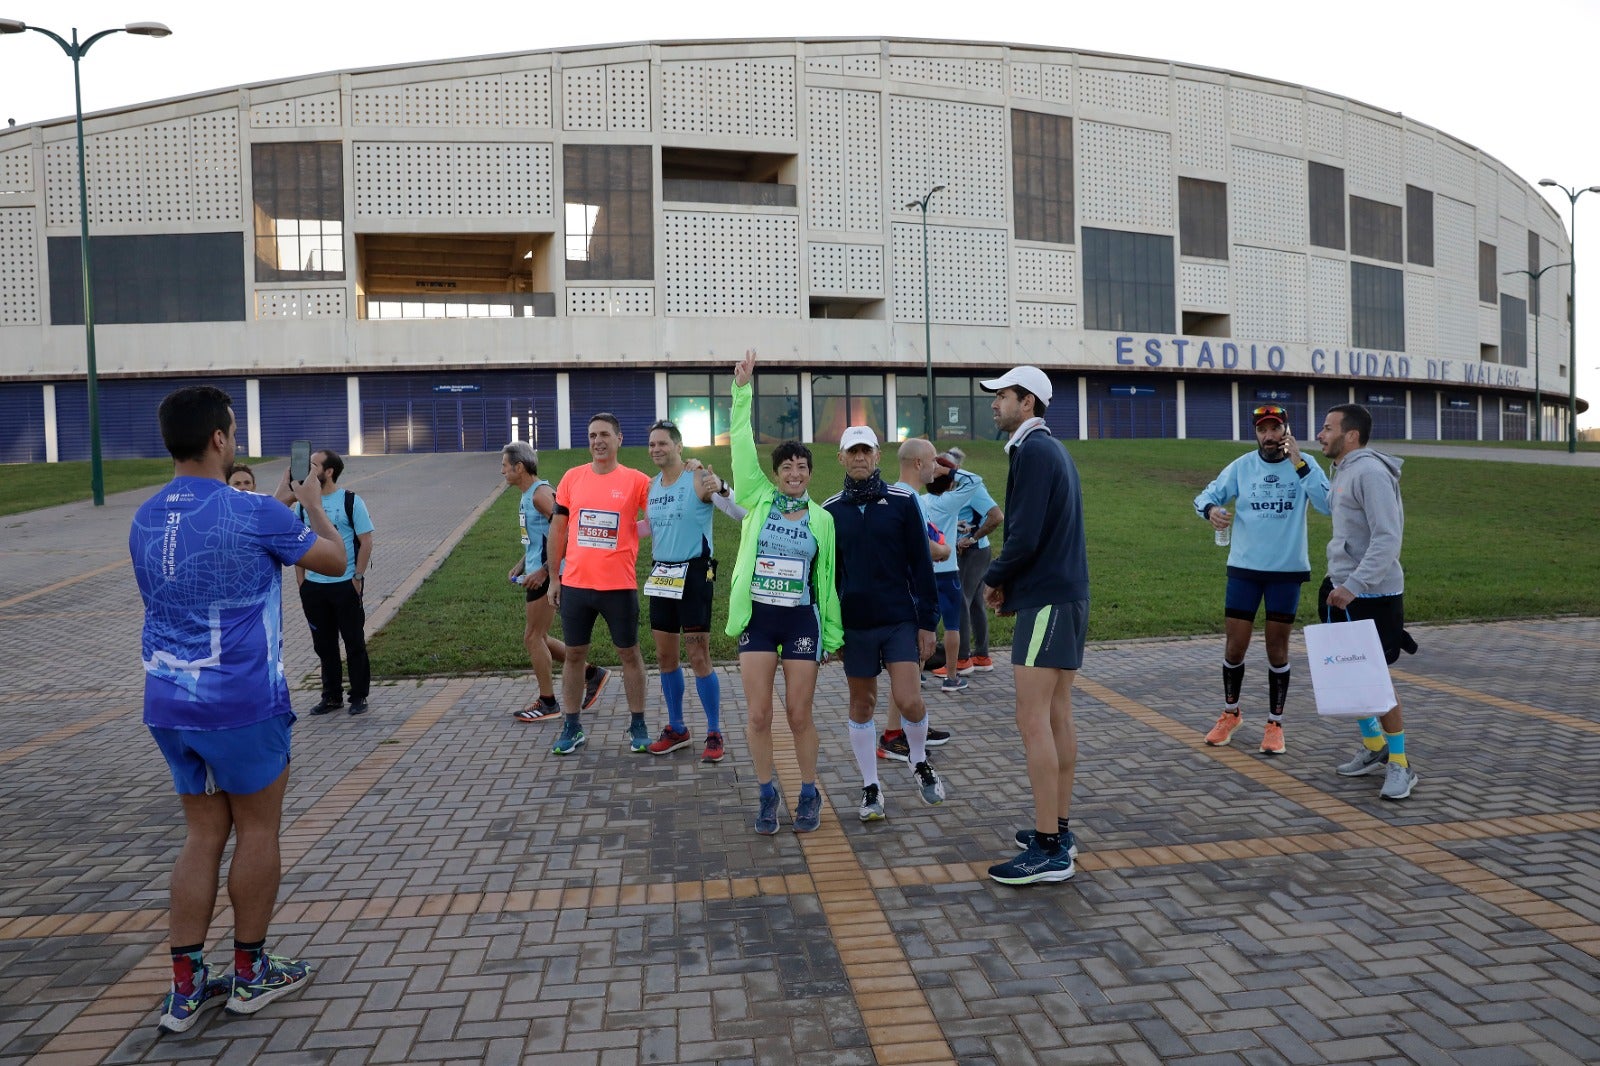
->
<box><xmin>0</xmin><ymin>37</ymin><xmax>1577</xmax><ymax>459</ymax></box>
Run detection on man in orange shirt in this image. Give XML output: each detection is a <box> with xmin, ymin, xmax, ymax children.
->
<box><xmin>547</xmin><ymin>412</ymin><xmax>653</xmax><ymax>755</ymax></box>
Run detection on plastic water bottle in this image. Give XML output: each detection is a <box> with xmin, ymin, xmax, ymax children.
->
<box><xmin>1214</xmin><ymin>511</ymin><xmax>1231</xmax><ymax>547</ymax></box>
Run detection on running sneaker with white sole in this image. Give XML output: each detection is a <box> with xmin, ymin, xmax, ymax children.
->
<box><xmin>627</xmin><ymin>719</ymin><xmax>651</xmax><ymax>753</ymax></box>
<box><xmin>648</xmin><ymin>725</ymin><xmax>690</xmax><ymax>755</ymax></box>
<box><xmin>969</xmin><ymin>655</ymin><xmax>995</xmax><ymax>673</ymax></box>
<box><xmin>701</xmin><ymin>731</ymin><xmax>726</xmax><ymax>763</ymax></box>
<box><xmin>1259</xmin><ymin>721</ymin><xmax>1286</xmax><ymax>756</ymax></box>
<box><xmin>1204</xmin><ymin>710</ymin><xmax>1243</xmax><ymax>746</ymax></box>
<box><xmin>1012</xmin><ymin>827</ymin><xmax>1080</xmax><ymax>859</ymax></box>
<box><xmin>939</xmin><ymin>677</ymin><xmax>969</xmax><ymax>694</ymax></box>
<box><xmin>988</xmin><ymin>842</ymin><xmax>1075</xmax><ymax>885</ymax></box>
<box><xmin>514</xmin><ymin>697</ymin><xmax>561</xmax><ymax>723</ymax></box>
<box><xmin>225</xmin><ymin>953</ymin><xmax>312</xmax><ymax>1017</ymax></box>
<box><xmin>156</xmin><ymin>964</ymin><xmax>230</xmax><ymax>1034</ymax></box>
<box><xmin>754</xmin><ymin>789</ymin><xmax>781</xmax><ymax>835</ymax></box>
<box><xmin>1336</xmin><ymin>746</ymin><xmax>1389</xmax><ymax>776</ymax></box>
<box><xmin>1379</xmin><ymin>762</ymin><xmax>1417</xmax><ymax>801</ymax></box>
<box><xmin>911</xmin><ymin>761</ymin><xmax>946</xmax><ymax>805</ymax></box>
<box><xmin>858</xmin><ymin>784</ymin><xmax>886</xmax><ymax>821</ymax></box>
<box><xmin>876</xmin><ymin>732</ymin><xmax>910</xmax><ymax>762</ymax></box>
<box><xmin>793</xmin><ymin>788</ymin><xmax>822</xmax><ymax>833</ymax></box>
<box><xmin>551</xmin><ymin>719</ymin><xmax>586</xmax><ymax>755</ymax></box>
<box><xmin>925</xmin><ymin>726</ymin><xmax>951</xmax><ymax>747</ymax></box>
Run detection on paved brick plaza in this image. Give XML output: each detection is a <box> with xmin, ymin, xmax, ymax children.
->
<box><xmin>2</xmin><ymin>454</ymin><xmax>1597</xmax><ymax>1065</ymax></box>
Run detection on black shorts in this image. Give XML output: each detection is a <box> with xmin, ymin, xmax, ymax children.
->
<box><xmin>1012</xmin><ymin>599</ymin><xmax>1089</xmax><ymax>671</ymax></box>
<box><xmin>646</xmin><ymin>557</ymin><xmax>716</xmax><ymax>634</ymax></box>
<box><xmin>1318</xmin><ymin>578</ymin><xmax>1406</xmax><ymax>665</ymax></box>
<box><xmin>523</xmin><ymin>575</ymin><xmax>551</xmax><ymax>602</ymax></box>
<box><xmin>841</xmin><ymin>622</ymin><xmax>920</xmax><ymax>679</ymax></box>
<box><xmin>560</xmin><ymin>585</ymin><xmax>640</xmax><ymax>649</ymax></box>
<box><xmin>738</xmin><ymin>601</ymin><xmax>824</xmax><ymax>661</ymax></box>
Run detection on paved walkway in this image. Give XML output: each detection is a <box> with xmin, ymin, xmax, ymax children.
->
<box><xmin>2</xmin><ymin>456</ymin><xmax>1598</xmax><ymax>1065</ymax></box>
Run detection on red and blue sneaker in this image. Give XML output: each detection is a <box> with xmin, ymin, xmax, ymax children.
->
<box><xmin>157</xmin><ymin>960</ymin><xmax>230</xmax><ymax>1034</ymax></box>
<box><xmin>225</xmin><ymin>952</ymin><xmax>313</xmax><ymax>1016</ymax></box>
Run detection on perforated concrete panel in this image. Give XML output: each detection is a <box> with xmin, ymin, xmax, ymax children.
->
<box><xmin>1346</xmin><ymin>112</ymin><xmax>1402</xmax><ymax>198</ymax></box>
<box><xmin>661</xmin><ymin>58</ymin><xmax>796</xmax><ymax>139</ymax></box>
<box><xmin>44</xmin><ymin>110</ymin><xmax>239</xmax><ymax>228</ymax></box>
<box><xmin>1041</xmin><ymin>65</ymin><xmax>1072</xmax><ymax>106</ymax></box>
<box><xmin>249</xmin><ymin>99</ymin><xmax>296</xmax><ymax>128</ymax></box>
<box><xmin>1498</xmin><ymin>170</ymin><xmax>1527</xmax><ymax>226</ymax></box>
<box><xmin>890</xmin><ymin>222</ymin><xmax>1007</xmax><ymax>325</ymax></box>
<box><xmin>1230</xmin><ymin>146</ymin><xmax>1306</xmax><ymax>247</ymax></box>
<box><xmin>886</xmin><ymin>55</ymin><xmax>1003</xmax><ymax>94</ymax></box>
<box><xmin>1180</xmin><ymin>261</ymin><xmax>1229</xmax><ymax>310</ymax></box>
<box><xmin>255</xmin><ymin>288</ymin><xmax>346</xmax><ymax>319</ymax></box>
<box><xmin>251</xmin><ymin>93</ymin><xmax>342</xmax><ymax>129</ymax></box>
<box><xmin>1015</xmin><ymin>246</ymin><xmax>1077</xmax><ymax>299</ymax></box>
<box><xmin>1307</xmin><ymin>255</ymin><xmax>1346</xmax><ymax>344</ymax></box>
<box><xmin>1435</xmin><ymin>275</ymin><xmax>1476</xmax><ymax>358</ymax></box>
<box><xmin>806</xmin><ymin>87</ymin><xmax>882</xmax><ymax>233</ymax></box>
<box><xmin>0</xmin><ymin>207</ymin><xmax>39</xmax><ymax>326</ymax></box>
<box><xmin>810</xmin><ymin>242</ymin><xmax>847</xmax><ymax>292</ymax></box>
<box><xmin>1308</xmin><ymin>103</ymin><xmax>1344</xmax><ymax>157</ymax></box>
<box><xmin>1434</xmin><ymin>195</ymin><xmax>1476</xmax><ymax>281</ymax></box>
<box><xmin>1011</xmin><ymin>63</ymin><xmax>1041</xmax><ymax>99</ymax></box>
<box><xmin>1232</xmin><ymin>246</ymin><xmax>1306</xmax><ymax>341</ymax></box>
<box><xmin>566</xmin><ymin>286</ymin><xmax>654</xmax><ymax>316</ymax></box>
<box><xmin>809</xmin><ymin>242</ymin><xmax>884</xmax><ymax>295</ymax></box>
<box><xmin>563</xmin><ymin>66</ymin><xmax>609</xmax><ymax>130</ymax></box>
<box><xmin>664</xmin><ymin>211</ymin><xmax>799</xmax><ymax>316</ymax></box>
<box><xmin>0</xmin><ymin>147</ymin><xmax>31</xmax><ymax>193</ymax></box>
<box><xmin>847</xmin><ymin>244</ymin><xmax>884</xmax><ymax>293</ymax></box>
<box><xmin>1434</xmin><ymin>141</ymin><xmax>1476</xmax><ymax>202</ymax></box>
<box><xmin>1015</xmin><ymin>302</ymin><xmax>1078</xmax><ymax>328</ymax></box>
<box><xmin>1404</xmin><ymin>130</ymin><xmax>1433</xmax><ymax>188</ymax></box>
<box><xmin>1406</xmin><ymin>273</ymin><xmax>1436</xmax><ymax>356</ymax></box>
<box><xmin>1478</xmin><ymin>302</ymin><xmax>1500</xmax><ymax>344</ymax></box>
<box><xmin>1078</xmin><ymin>67</ymin><xmax>1169</xmax><ymax>120</ymax></box>
<box><xmin>351</xmin><ymin>71</ymin><xmax>550</xmax><ymax>128</ymax></box>
<box><xmin>888</xmin><ymin>97</ymin><xmax>1006</xmax><ymax>223</ymax></box>
<box><xmin>353</xmin><ymin>142</ymin><xmax>553</xmax><ymax>217</ymax></box>
<box><xmin>1498</xmin><ymin>220</ymin><xmax>1527</xmax><ymax>295</ymax></box>
<box><xmin>564</xmin><ymin>63</ymin><xmax>651</xmax><ymax>131</ymax></box>
<box><xmin>1231</xmin><ymin>87</ymin><xmax>1302</xmax><ymax>146</ymax></box>
<box><xmin>1476</xmin><ymin>163</ymin><xmax>1499</xmax><ymax>238</ymax></box>
<box><xmin>1079</xmin><ymin>122</ymin><xmax>1173</xmax><ymax>229</ymax></box>
<box><xmin>1175</xmin><ymin>80</ymin><xmax>1226</xmax><ymax>173</ymax></box>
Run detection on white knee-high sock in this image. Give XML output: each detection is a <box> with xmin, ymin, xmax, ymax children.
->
<box><xmin>904</xmin><ymin>716</ymin><xmax>929</xmax><ymax>766</ymax></box>
<box><xmin>848</xmin><ymin>719</ymin><xmax>879</xmax><ymax>787</ymax></box>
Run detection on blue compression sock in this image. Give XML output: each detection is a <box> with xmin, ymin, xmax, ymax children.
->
<box><xmin>695</xmin><ymin>671</ymin><xmax>721</xmax><ymax>734</ymax></box>
<box><xmin>661</xmin><ymin>668</ymin><xmax>685</xmax><ymax>731</ymax></box>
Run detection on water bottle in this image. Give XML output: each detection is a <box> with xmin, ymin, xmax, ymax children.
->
<box><xmin>1214</xmin><ymin>510</ymin><xmax>1231</xmax><ymax>547</ymax></box>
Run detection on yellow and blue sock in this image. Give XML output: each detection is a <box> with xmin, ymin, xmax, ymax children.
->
<box><xmin>1357</xmin><ymin>717</ymin><xmax>1386</xmax><ymax>752</ymax></box>
<box><xmin>661</xmin><ymin>668</ymin><xmax>686</xmax><ymax>732</ymax></box>
<box><xmin>695</xmin><ymin>671</ymin><xmax>721</xmax><ymax>734</ymax></box>
<box><xmin>1383</xmin><ymin>730</ymin><xmax>1408</xmax><ymax>768</ymax></box>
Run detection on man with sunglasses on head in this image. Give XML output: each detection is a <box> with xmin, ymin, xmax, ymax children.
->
<box><xmin>1194</xmin><ymin>404</ymin><xmax>1330</xmax><ymax>756</ymax></box>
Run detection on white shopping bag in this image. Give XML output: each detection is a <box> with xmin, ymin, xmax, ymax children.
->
<box><xmin>1304</xmin><ymin>618</ymin><xmax>1398</xmax><ymax>717</ymax></box>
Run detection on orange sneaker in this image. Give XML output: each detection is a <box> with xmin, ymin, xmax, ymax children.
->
<box><xmin>969</xmin><ymin>655</ymin><xmax>995</xmax><ymax>672</ymax></box>
<box><xmin>1259</xmin><ymin>721</ymin><xmax>1285</xmax><ymax>755</ymax></box>
<box><xmin>931</xmin><ymin>659</ymin><xmax>975</xmax><ymax>679</ymax></box>
<box><xmin>1204</xmin><ymin>710</ymin><xmax>1243</xmax><ymax>746</ymax></box>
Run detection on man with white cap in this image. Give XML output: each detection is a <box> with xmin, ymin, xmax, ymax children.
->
<box><xmin>979</xmin><ymin>366</ymin><xmax>1089</xmax><ymax>886</ymax></box>
<box><xmin>823</xmin><ymin>425</ymin><xmax>948</xmax><ymax>819</ymax></box>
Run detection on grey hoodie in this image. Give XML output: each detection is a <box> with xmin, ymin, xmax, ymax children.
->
<box><xmin>1326</xmin><ymin>447</ymin><xmax>1404</xmax><ymax>597</ymax></box>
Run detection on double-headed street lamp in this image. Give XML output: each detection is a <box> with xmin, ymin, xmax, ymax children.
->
<box><xmin>0</xmin><ymin>17</ymin><xmax>172</xmax><ymax>505</ymax></box>
<box><xmin>1504</xmin><ymin>261</ymin><xmax>1569</xmax><ymax>441</ymax></box>
<box><xmin>906</xmin><ymin>184</ymin><xmax>945</xmax><ymax>440</ymax></box>
<box><xmin>1538</xmin><ymin>178</ymin><xmax>1600</xmax><ymax>453</ymax></box>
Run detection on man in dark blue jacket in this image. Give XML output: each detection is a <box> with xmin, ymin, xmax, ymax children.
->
<box><xmin>980</xmin><ymin>366</ymin><xmax>1089</xmax><ymax>887</ymax></box>
<box><xmin>824</xmin><ymin>425</ymin><xmax>947</xmax><ymax>821</ymax></box>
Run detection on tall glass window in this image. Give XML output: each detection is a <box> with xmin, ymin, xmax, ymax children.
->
<box><xmin>1500</xmin><ymin>294</ymin><xmax>1528</xmax><ymax>368</ymax></box>
<box><xmin>812</xmin><ymin>373</ymin><xmax>886</xmax><ymax>444</ymax></box>
<box><xmin>1351</xmin><ymin>262</ymin><xmax>1404</xmax><ymax>351</ymax></box>
<box><xmin>1082</xmin><ymin>228</ymin><xmax>1175</xmax><ymax>334</ymax></box>
<box><xmin>666</xmin><ymin>373</ymin><xmax>733</xmax><ymax>446</ymax></box>
<box><xmin>252</xmin><ymin>142</ymin><xmax>345</xmax><ymax>282</ymax></box>
<box><xmin>1406</xmin><ymin>185</ymin><xmax>1434</xmax><ymax>267</ymax></box>
<box><xmin>1178</xmin><ymin>178</ymin><xmax>1228</xmax><ymax>260</ymax></box>
<box><xmin>755</xmin><ymin>372</ymin><xmax>801</xmax><ymax>444</ymax></box>
<box><xmin>1309</xmin><ymin>162</ymin><xmax>1345</xmax><ymax>250</ymax></box>
<box><xmin>1011</xmin><ymin>110</ymin><xmax>1074</xmax><ymax>245</ymax></box>
<box><xmin>1350</xmin><ymin>196</ymin><xmax>1402</xmax><ymax>263</ymax></box>
<box><xmin>564</xmin><ymin>145</ymin><xmax>654</xmax><ymax>281</ymax></box>
<box><xmin>1479</xmin><ymin>242</ymin><xmax>1498</xmax><ymax>304</ymax></box>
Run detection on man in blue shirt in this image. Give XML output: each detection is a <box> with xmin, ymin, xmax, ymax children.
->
<box><xmin>1193</xmin><ymin>404</ymin><xmax>1330</xmax><ymax>755</ymax></box>
<box><xmin>292</xmin><ymin>450</ymin><xmax>376</xmax><ymax>716</ymax></box>
<box><xmin>131</xmin><ymin>386</ymin><xmax>346</xmax><ymax>1032</ymax></box>
<box><xmin>941</xmin><ymin>447</ymin><xmax>1004</xmax><ymax>674</ymax></box>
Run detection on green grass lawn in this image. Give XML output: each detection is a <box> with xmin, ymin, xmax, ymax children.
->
<box><xmin>0</xmin><ymin>457</ymin><xmax>276</xmax><ymax>516</ymax></box>
<box><xmin>368</xmin><ymin>438</ymin><xmax>1600</xmax><ymax>676</ymax></box>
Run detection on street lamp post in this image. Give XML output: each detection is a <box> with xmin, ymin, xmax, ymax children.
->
<box><xmin>1504</xmin><ymin>262</ymin><xmax>1569</xmax><ymax>441</ymax></box>
<box><xmin>0</xmin><ymin>17</ymin><xmax>171</xmax><ymax>505</ymax></box>
<box><xmin>907</xmin><ymin>184</ymin><xmax>945</xmax><ymax>440</ymax></box>
<box><xmin>1538</xmin><ymin>178</ymin><xmax>1600</xmax><ymax>453</ymax></box>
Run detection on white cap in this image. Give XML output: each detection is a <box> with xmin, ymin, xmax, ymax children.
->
<box><xmin>839</xmin><ymin>425</ymin><xmax>879</xmax><ymax>450</ymax></box>
<box><xmin>979</xmin><ymin>365</ymin><xmax>1053</xmax><ymax>405</ymax></box>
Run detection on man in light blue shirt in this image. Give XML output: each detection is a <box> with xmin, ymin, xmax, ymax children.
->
<box><xmin>1193</xmin><ymin>404</ymin><xmax>1330</xmax><ymax>755</ymax></box>
<box><xmin>293</xmin><ymin>450</ymin><xmax>375</xmax><ymax>717</ymax></box>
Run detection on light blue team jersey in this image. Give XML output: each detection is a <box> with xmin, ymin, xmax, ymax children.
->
<box><xmin>130</xmin><ymin>477</ymin><xmax>317</xmax><ymax>730</ymax></box>
<box><xmin>894</xmin><ymin>480</ymin><xmax>955</xmax><ymax>573</ymax></box>
<box><xmin>1193</xmin><ymin>451</ymin><xmax>1331</xmax><ymax>576</ymax></box>
<box><xmin>754</xmin><ymin>502</ymin><xmax>817</xmax><ymax>606</ymax></box>
<box><xmin>648</xmin><ymin>469</ymin><xmax>714</xmax><ymax>563</ymax></box>
<box><xmin>919</xmin><ymin>486</ymin><xmax>964</xmax><ymax>575</ymax></box>
<box><xmin>953</xmin><ymin>470</ymin><xmax>999</xmax><ymax>549</ymax></box>
<box><xmin>519</xmin><ymin>479</ymin><xmax>552</xmax><ymax>573</ymax></box>
<box><xmin>302</xmin><ymin>488</ymin><xmax>374</xmax><ymax>583</ymax></box>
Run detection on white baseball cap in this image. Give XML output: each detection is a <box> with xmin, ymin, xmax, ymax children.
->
<box><xmin>839</xmin><ymin>425</ymin><xmax>879</xmax><ymax>450</ymax></box>
<box><xmin>979</xmin><ymin>365</ymin><xmax>1053</xmax><ymax>405</ymax></box>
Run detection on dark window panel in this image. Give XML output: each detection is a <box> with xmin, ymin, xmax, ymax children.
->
<box><xmin>564</xmin><ymin>145</ymin><xmax>654</xmax><ymax>282</ymax></box>
<box><xmin>1012</xmin><ymin>109</ymin><xmax>1075</xmax><ymax>245</ymax></box>
<box><xmin>1479</xmin><ymin>241</ymin><xmax>1497</xmax><ymax>304</ymax></box>
<box><xmin>251</xmin><ymin>142</ymin><xmax>346</xmax><ymax>283</ymax></box>
<box><xmin>1179</xmin><ymin>177</ymin><xmax>1229</xmax><ymax>260</ymax></box>
<box><xmin>1309</xmin><ymin>162</ymin><xmax>1345</xmax><ymax>250</ymax></box>
<box><xmin>1350</xmin><ymin>196</ymin><xmax>1402</xmax><ymax>263</ymax></box>
<box><xmin>1082</xmin><ymin>227</ymin><xmax>1174</xmax><ymax>333</ymax></box>
<box><xmin>1350</xmin><ymin>262</ymin><xmax>1404</xmax><ymax>351</ymax></box>
<box><xmin>1528</xmin><ymin>229</ymin><xmax>1541</xmax><ymax>316</ymax></box>
<box><xmin>49</xmin><ymin>233</ymin><xmax>246</xmax><ymax>325</ymax></box>
<box><xmin>1406</xmin><ymin>185</ymin><xmax>1434</xmax><ymax>267</ymax></box>
<box><xmin>1500</xmin><ymin>294</ymin><xmax>1528</xmax><ymax>368</ymax></box>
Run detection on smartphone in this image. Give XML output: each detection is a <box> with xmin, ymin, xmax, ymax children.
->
<box><xmin>290</xmin><ymin>440</ymin><xmax>312</xmax><ymax>484</ymax></box>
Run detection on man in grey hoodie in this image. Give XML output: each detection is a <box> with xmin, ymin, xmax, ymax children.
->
<box><xmin>1315</xmin><ymin>403</ymin><xmax>1418</xmax><ymax>801</ymax></box>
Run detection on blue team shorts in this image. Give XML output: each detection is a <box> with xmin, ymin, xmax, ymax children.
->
<box><xmin>841</xmin><ymin>622</ymin><xmax>920</xmax><ymax>678</ymax></box>
<box><xmin>1012</xmin><ymin>600</ymin><xmax>1089</xmax><ymax>671</ymax></box>
<box><xmin>150</xmin><ymin>713</ymin><xmax>294</xmax><ymax>797</ymax></box>
<box><xmin>738</xmin><ymin>601</ymin><xmax>823</xmax><ymax>661</ymax></box>
<box><xmin>1225</xmin><ymin>571</ymin><xmax>1304</xmax><ymax>624</ymax></box>
<box><xmin>933</xmin><ymin>573</ymin><xmax>964</xmax><ymax>630</ymax></box>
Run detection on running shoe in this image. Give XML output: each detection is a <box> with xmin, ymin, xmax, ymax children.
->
<box><xmin>1204</xmin><ymin>710</ymin><xmax>1243</xmax><ymax>746</ymax></box>
<box><xmin>515</xmin><ymin>697</ymin><xmax>561</xmax><ymax>723</ymax></box>
<box><xmin>1336</xmin><ymin>746</ymin><xmax>1389</xmax><ymax>776</ymax></box>
<box><xmin>911</xmin><ymin>761</ymin><xmax>946</xmax><ymax>806</ymax></box>
<box><xmin>156</xmin><ymin>964</ymin><xmax>230</xmax><ymax>1034</ymax></box>
<box><xmin>876</xmin><ymin>732</ymin><xmax>910</xmax><ymax>762</ymax></box>
<box><xmin>988</xmin><ymin>842</ymin><xmax>1075</xmax><ymax>886</ymax></box>
<box><xmin>755</xmin><ymin>789</ymin><xmax>781</xmax><ymax>835</ymax></box>
<box><xmin>1379</xmin><ymin>763</ymin><xmax>1418</xmax><ymax>801</ymax></box>
<box><xmin>551</xmin><ymin>719</ymin><xmax>586</xmax><ymax>755</ymax></box>
<box><xmin>1012</xmin><ymin>827</ymin><xmax>1080</xmax><ymax>860</ymax></box>
<box><xmin>582</xmin><ymin>666</ymin><xmax>610</xmax><ymax>711</ymax></box>
<box><xmin>858</xmin><ymin>784</ymin><xmax>886</xmax><ymax>821</ymax></box>
<box><xmin>701</xmin><ymin>731</ymin><xmax>726</xmax><ymax>763</ymax></box>
<box><xmin>926</xmin><ymin>726</ymin><xmax>951</xmax><ymax>747</ymax></box>
<box><xmin>225</xmin><ymin>952</ymin><xmax>312</xmax><ymax>1016</ymax></box>
<box><xmin>931</xmin><ymin>659</ymin><xmax>976</xmax><ymax>678</ymax></box>
<box><xmin>627</xmin><ymin>719</ymin><xmax>651</xmax><ymax>753</ymax></box>
<box><xmin>939</xmin><ymin>677</ymin><xmax>969</xmax><ymax>694</ymax></box>
<box><xmin>648</xmin><ymin>725</ymin><xmax>691</xmax><ymax>755</ymax></box>
<box><xmin>793</xmin><ymin>788</ymin><xmax>822</xmax><ymax>833</ymax></box>
<box><xmin>308</xmin><ymin>698</ymin><xmax>343</xmax><ymax>716</ymax></box>
<box><xmin>1259</xmin><ymin>721</ymin><xmax>1286</xmax><ymax>755</ymax></box>
<box><xmin>969</xmin><ymin>655</ymin><xmax>995</xmax><ymax>673</ymax></box>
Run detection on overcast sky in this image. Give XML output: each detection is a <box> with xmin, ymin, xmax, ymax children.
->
<box><xmin>3</xmin><ymin>0</ymin><xmax>1597</xmax><ymax>424</ymax></box>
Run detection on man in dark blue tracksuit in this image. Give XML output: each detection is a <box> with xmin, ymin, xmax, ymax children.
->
<box><xmin>979</xmin><ymin>366</ymin><xmax>1090</xmax><ymax>887</ymax></box>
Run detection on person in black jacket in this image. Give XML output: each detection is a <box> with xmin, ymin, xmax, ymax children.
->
<box><xmin>979</xmin><ymin>366</ymin><xmax>1089</xmax><ymax>887</ymax></box>
<box><xmin>823</xmin><ymin>425</ymin><xmax>948</xmax><ymax>820</ymax></box>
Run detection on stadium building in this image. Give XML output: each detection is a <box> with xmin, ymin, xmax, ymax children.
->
<box><xmin>0</xmin><ymin>36</ymin><xmax>1580</xmax><ymax>460</ymax></box>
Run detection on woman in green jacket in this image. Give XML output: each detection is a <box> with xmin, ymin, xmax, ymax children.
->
<box><xmin>725</xmin><ymin>350</ymin><xmax>844</xmax><ymax>835</ymax></box>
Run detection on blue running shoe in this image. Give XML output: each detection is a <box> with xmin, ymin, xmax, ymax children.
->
<box><xmin>989</xmin><ymin>842</ymin><xmax>1075</xmax><ymax>886</ymax></box>
<box><xmin>156</xmin><ymin>963</ymin><xmax>230</xmax><ymax>1034</ymax></box>
<box><xmin>551</xmin><ymin>719</ymin><xmax>586</xmax><ymax>755</ymax></box>
<box><xmin>628</xmin><ymin>719</ymin><xmax>651</xmax><ymax>753</ymax></box>
<box><xmin>225</xmin><ymin>952</ymin><xmax>312</xmax><ymax>1016</ymax></box>
<box><xmin>1013</xmin><ymin>827</ymin><xmax>1079</xmax><ymax>859</ymax></box>
<box><xmin>793</xmin><ymin>788</ymin><xmax>822</xmax><ymax>833</ymax></box>
<box><xmin>755</xmin><ymin>788</ymin><xmax>781</xmax><ymax>835</ymax></box>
